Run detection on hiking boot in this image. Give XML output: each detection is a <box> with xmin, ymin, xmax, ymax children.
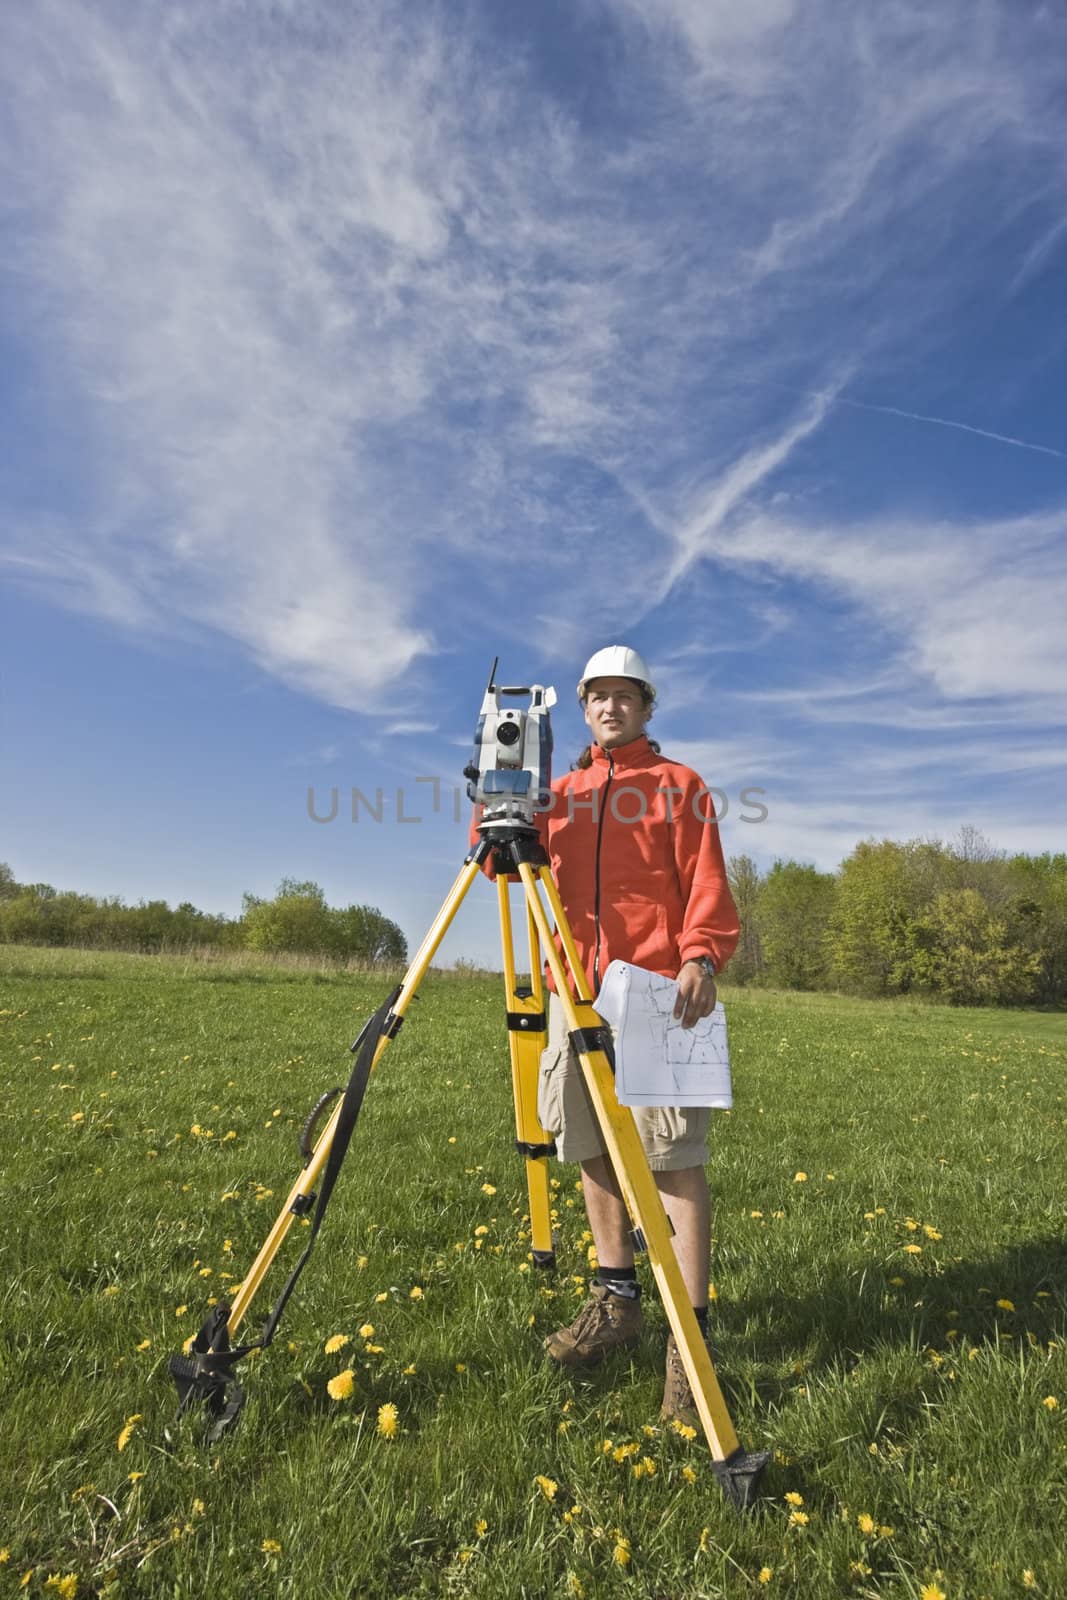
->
<box><xmin>660</xmin><ymin>1330</ymin><xmax>718</xmax><ymax>1424</ymax></box>
<box><xmin>544</xmin><ymin>1283</ymin><xmax>644</xmax><ymax>1368</ymax></box>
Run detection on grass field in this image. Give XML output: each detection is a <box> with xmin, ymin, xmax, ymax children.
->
<box><xmin>1</xmin><ymin>945</ymin><xmax>1064</xmax><ymax>1600</ymax></box>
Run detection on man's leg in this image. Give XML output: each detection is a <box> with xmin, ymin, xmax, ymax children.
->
<box><xmin>651</xmin><ymin>1163</ymin><xmax>711</xmax><ymax>1307</ymax></box>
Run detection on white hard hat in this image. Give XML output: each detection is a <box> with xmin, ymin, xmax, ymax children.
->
<box><xmin>577</xmin><ymin>645</ymin><xmax>656</xmax><ymax>701</ymax></box>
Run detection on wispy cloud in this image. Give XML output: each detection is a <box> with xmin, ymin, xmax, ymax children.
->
<box><xmin>1</xmin><ymin>0</ymin><xmax>1066</xmax><ymax>736</ymax></box>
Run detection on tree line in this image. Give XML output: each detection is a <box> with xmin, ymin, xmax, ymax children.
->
<box><xmin>0</xmin><ymin>868</ymin><xmax>407</xmax><ymax>965</ymax></box>
<box><xmin>727</xmin><ymin>828</ymin><xmax>1067</xmax><ymax>1006</ymax></box>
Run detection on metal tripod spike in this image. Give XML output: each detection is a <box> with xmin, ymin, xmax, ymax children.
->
<box><xmin>167</xmin><ymin>820</ymin><xmax>770</xmax><ymax>1509</ymax></box>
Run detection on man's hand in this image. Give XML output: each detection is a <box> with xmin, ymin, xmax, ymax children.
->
<box><xmin>673</xmin><ymin>961</ymin><xmax>717</xmax><ymax>1029</ymax></box>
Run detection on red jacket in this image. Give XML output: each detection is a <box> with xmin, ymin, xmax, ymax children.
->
<box><xmin>475</xmin><ymin>735</ymin><xmax>739</xmax><ymax>991</ymax></box>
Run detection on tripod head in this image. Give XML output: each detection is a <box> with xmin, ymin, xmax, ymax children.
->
<box><xmin>464</xmin><ymin>658</ymin><xmax>556</xmax><ymax>833</ymax></box>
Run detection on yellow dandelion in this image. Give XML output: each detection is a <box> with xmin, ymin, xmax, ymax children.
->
<box><xmin>698</xmin><ymin>1527</ymin><xmax>711</xmax><ymax>1553</ymax></box>
<box><xmin>324</xmin><ymin>1334</ymin><xmax>349</xmax><ymax>1354</ymax></box>
<box><xmin>758</xmin><ymin>1570</ymin><xmax>773</xmax><ymax>1585</ymax></box>
<box><xmin>481</xmin><ymin>1183</ymin><xmax>497</xmax><ymax>1195</ymax></box>
<box><xmin>174</xmin><ymin>1304</ymin><xmax>188</xmax><ymax>1317</ymax></box>
<box><xmin>567</xmin><ymin>1577</ymin><xmax>585</xmax><ymax>1599</ymax></box>
<box><xmin>924</xmin><ymin>1226</ymin><xmax>942</xmax><ymax>1240</ymax></box>
<box><xmin>457</xmin><ymin>1549</ymin><xmax>474</xmax><ymax>1563</ymax></box>
<box><xmin>1042</xmin><ymin>1395</ymin><xmax>1058</xmax><ymax>1409</ymax></box>
<box><xmin>191</xmin><ymin>1499</ymin><xmax>205</xmax><ymax>1515</ymax></box>
<box><xmin>612</xmin><ymin>1537</ymin><xmax>631</xmax><ymax>1566</ymax></box>
<box><xmin>534</xmin><ymin>1475</ymin><xmax>558</xmax><ymax>1500</ymax></box>
<box><xmin>879</xmin><ymin>1526</ymin><xmax>894</xmax><ymax>1539</ymax></box>
<box><xmin>0</xmin><ymin>1551</ymin><xmax>8</xmax><ymax>1564</ymax></box>
<box><xmin>43</xmin><ymin>1577</ymin><xmax>77</xmax><ymax>1599</ymax></box>
<box><xmin>919</xmin><ymin>1585</ymin><xmax>946</xmax><ymax>1600</ymax></box>
<box><xmin>128</xmin><ymin>1471</ymin><xmax>146</xmax><ymax>1483</ymax></box>
<box><xmin>784</xmin><ymin>1491</ymin><xmax>803</xmax><ymax>1506</ymax></box>
<box><xmin>1022</xmin><ymin>1572</ymin><xmax>1037</xmax><ymax>1589</ymax></box>
<box><xmin>135</xmin><ymin>1339</ymin><xmax>151</xmax><ymax>1352</ymax></box>
<box><xmin>794</xmin><ymin>1171</ymin><xmax>807</xmax><ymax>1182</ymax></box>
<box><xmin>358</xmin><ymin>1323</ymin><xmax>375</xmax><ymax>1339</ymax></box>
<box><xmin>681</xmin><ymin>1465</ymin><xmax>697</xmax><ymax>1483</ymax></box>
<box><xmin>474</xmin><ymin>1519</ymin><xmax>488</xmax><ymax>1538</ymax></box>
<box><xmin>357</xmin><ymin>1255</ymin><xmax>369</xmax><ymax>1270</ymax></box>
<box><xmin>374</xmin><ymin>1292</ymin><xmax>389</xmax><ymax>1303</ymax></box>
<box><xmin>455</xmin><ymin>1362</ymin><xmax>467</xmax><ymax>1373</ymax></box>
<box><xmin>997</xmin><ymin>1298</ymin><xmax>1015</xmax><ymax>1312</ymax></box>
<box><xmin>789</xmin><ymin>1510</ymin><xmax>809</xmax><ymax>1527</ymax></box>
<box><xmin>261</xmin><ymin>1539</ymin><xmax>282</xmax><ymax>1555</ymax></box>
<box><xmin>116</xmin><ymin>1413</ymin><xmax>142</xmax><ymax>1452</ymax></box>
<box><xmin>903</xmin><ymin>1244</ymin><xmax>922</xmax><ymax>1255</ymax></box>
<box><xmin>403</xmin><ymin>1363</ymin><xmax>417</xmax><ymax>1375</ymax></box>
<box><xmin>326</xmin><ymin>1368</ymin><xmax>355</xmax><ymax>1401</ymax></box>
<box><xmin>377</xmin><ymin>1401</ymin><xmax>400</xmax><ymax>1438</ymax></box>
<box><xmin>409</xmin><ymin>1286</ymin><xmax>424</xmax><ymax>1299</ymax></box>
<box><xmin>857</xmin><ymin>1512</ymin><xmax>876</xmax><ymax>1535</ymax></box>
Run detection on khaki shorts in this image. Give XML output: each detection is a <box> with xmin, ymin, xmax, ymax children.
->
<box><xmin>537</xmin><ymin>993</ymin><xmax>711</xmax><ymax>1172</ymax></box>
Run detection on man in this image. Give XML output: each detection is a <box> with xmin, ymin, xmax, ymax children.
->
<box><xmin>533</xmin><ymin>644</ymin><xmax>739</xmax><ymax>1419</ymax></box>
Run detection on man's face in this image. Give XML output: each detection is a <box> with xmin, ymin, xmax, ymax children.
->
<box><xmin>582</xmin><ymin>676</ymin><xmax>650</xmax><ymax>750</ymax></box>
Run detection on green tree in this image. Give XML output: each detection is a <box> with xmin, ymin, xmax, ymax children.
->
<box><xmin>242</xmin><ymin>880</ymin><xmax>338</xmax><ymax>955</ymax></box>
<box><xmin>330</xmin><ymin>903</ymin><xmax>407</xmax><ymax>963</ymax></box>
<box><xmin>726</xmin><ymin>855</ymin><xmax>762</xmax><ymax>985</ymax></box>
<box><xmin>826</xmin><ymin>840</ymin><xmax>917</xmax><ymax>995</ymax></box>
<box><xmin>754</xmin><ymin>860</ymin><xmax>836</xmax><ymax>990</ymax></box>
<box><xmin>905</xmin><ymin>888</ymin><xmax>1040</xmax><ymax>1005</ymax></box>
<box><xmin>0</xmin><ymin>863</ymin><xmax>19</xmax><ymax>901</ymax></box>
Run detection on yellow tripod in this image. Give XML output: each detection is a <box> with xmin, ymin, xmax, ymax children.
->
<box><xmin>170</xmin><ymin>823</ymin><xmax>769</xmax><ymax>1508</ymax></box>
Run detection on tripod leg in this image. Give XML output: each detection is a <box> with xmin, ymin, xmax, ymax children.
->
<box><xmin>225</xmin><ymin>859</ymin><xmax>486</xmax><ymax>1337</ymax></box>
<box><xmin>498</xmin><ymin>877</ymin><xmax>555</xmax><ymax>1269</ymax></box>
<box><xmin>517</xmin><ymin>863</ymin><xmax>769</xmax><ymax>1508</ymax></box>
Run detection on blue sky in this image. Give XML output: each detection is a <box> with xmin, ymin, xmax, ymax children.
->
<box><xmin>2</xmin><ymin>0</ymin><xmax>1065</xmax><ymax>968</ymax></box>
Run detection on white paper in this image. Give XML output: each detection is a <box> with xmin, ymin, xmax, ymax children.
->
<box><xmin>593</xmin><ymin>960</ymin><xmax>732</xmax><ymax>1109</ymax></box>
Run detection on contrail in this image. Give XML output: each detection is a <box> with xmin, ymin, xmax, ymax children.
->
<box><xmin>829</xmin><ymin>393</ymin><xmax>1067</xmax><ymax>461</ymax></box>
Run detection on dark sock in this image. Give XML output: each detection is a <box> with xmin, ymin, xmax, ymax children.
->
<box><xmin>693</xmin><ymin>1304</ymin><xmax>709</xmax><ymax>1332</ymax></box>
<box><xmin>596</xmin><ymin>1266</ymin><xmax>641</xmax><ymax>1299</ymax></box>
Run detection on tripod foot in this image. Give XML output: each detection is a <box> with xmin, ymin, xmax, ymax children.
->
<box><xmin>531</xmin><ymin>1249</ymin><xmax>556</xmax><ymax>1271</ymax></box>
<box><xmin>712</xmin><ymin>1446</ymin><xmax>772</xmax><ymax>1510</ymax></box>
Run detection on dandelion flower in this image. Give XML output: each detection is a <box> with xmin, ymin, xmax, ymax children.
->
<box><xmin>919</xmin><ymin>1586</ymin><xmax>946</xmax><ymax>1600</ymax></box>
<box><xmin>135</xmin><ymin>1339</ymin><xmax>151</xmax><ymax>1352</ymax></box>
<box><xmin>789</xmin><ymin>1510</ymin><xmax>809</xmax><ymax>1527</ymax></box>
<box><xmin>474</xmin><ymin>1519</ymin><xmax>488</xmax><ymax>1538</ymax></box>
<box><xmin>567</xmin><ymin>1577</ymin><xmax>585</xmax><ymax>1598</ymax></box>
<box><xmin>455</xmin><ymin>1362</ymin><xmax>467</xmax><ymax>1373</ymax></box>
<box><xmin>794</xmin><ymin>1171</ymin><xmax>807</xmax><ymax>1183</ymax></box>
<box><xmin>43</xmin><ymin>1576</ymin><xmax>77</xmax><ymax>1599</ymax></box>
<box><xmin>857</xmin><ymin>1513</ymin><xmax>876</xmax><ymax>1534</ymax></box>
<box><xmin>324</xmin><ymin>1334</ymin><xmax>349</xmax><ymax>1354</ymax></box>
<box><xmin>481</xmin><ymin>1183</ymin><xmax>497</xmax><ymax>1195</ymax></box>
<box><xmin>534</xmin><ymin>1475</ymin><xmax>558</xmax><ymax>1500</ymax></box>
<box><xmin>358</xmin><ymin>1324</ymin><xmax>375</xmax><ymax>1339</ymax></box>
<box><xmin>377</xmin><ymin>1402</ymin><xmax>400</xmax><ymax>1438</ymax></box>
<box><xmin>374</xmin><ymin>1292</ymin><xmax>389</xmax><ymax>1303</ymax></box>
<box><xmin>903</xmin><ymin>1245</ymin><xmax>922</xmax><ymax>1255</ymax></box>
<box><xmin>1022</xmin><ymin>1572</ymin><xmax>1037</xmax><ymax>1589</ymax></box>
<box><xmin>784</xmin><ymin>1491</ymin><xmax>803</xmax><ymax>1506</ymax></box>
<box><xmin>403</xmin><ymin>1363</ymin><xmax>417</xmax><ymax>1375</ymax></box>
<box><xmin>612</xmin><ymin>1537</ymin><xmax>631</xmax><ymax>1566</ymax></box>
<box><xmin>261</xmin><ymin>1539</ymin><xmax>282</xmax><ymax>1555</ymax></box>
<box><xmin>1042</xmin><ymin>1395</ymin><xmax>1058</xmax><ymax>1409</ymax></box>
<box><xmin>996</xmin><ymin>1298</ymin><xmax>1015</xmax><ymax>1312</ymax></box>
<box><xmin>326</xmin><ymin>1369</ymin><xmax>355</xmax><ymax>1401</ymax></box>
<box><xmin>681</xmin><ymin>1466</ymin><xmax>697</xmax><ymax>1484</ymax></box>
<box><xmin>175</xmin><ymin>1304</ymin><xmax>188</xmax><ymax>1317</ymax></box>
<box><xmin>116</xmin><ymin>1413</ymin><xmax>142</xmax><ymax>1452</ymax></box>
<box><xmin>758</xmin><ymin>1570</ymin><xmax>773</xmax><ymax>1585</ymax></box>
<box><xmin>409</xmin><ymin>1286</ymin><xmax>424</xmax><ymax>1299</ymax></box>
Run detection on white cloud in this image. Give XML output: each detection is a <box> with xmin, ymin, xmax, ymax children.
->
<box><xmin>2</xmin><ymin>0</ymin><xmax>1066</xmax><ymax>728</ymax></box>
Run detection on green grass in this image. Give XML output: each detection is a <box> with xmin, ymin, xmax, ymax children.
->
<box><xmin>1</xmin><ymin>945</ymin><xmax>1065</xmax><ymax>1599</ymax></box>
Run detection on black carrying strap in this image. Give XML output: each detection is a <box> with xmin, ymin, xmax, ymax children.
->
<box><xmin>253</xmin><ymin>984</ymin><xmax>402</xmax><ymax>1352</ymax></box>
<box><xmin>170</xmin><ymin>986</ymin><xmax>401</xmax><ymax>1434</ymax></box>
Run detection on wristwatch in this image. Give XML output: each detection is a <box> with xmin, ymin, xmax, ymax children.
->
<box><xmin>687</xmin><ymin>955</ymin><xmax>716</xmax><ymax>980</ymax></box>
